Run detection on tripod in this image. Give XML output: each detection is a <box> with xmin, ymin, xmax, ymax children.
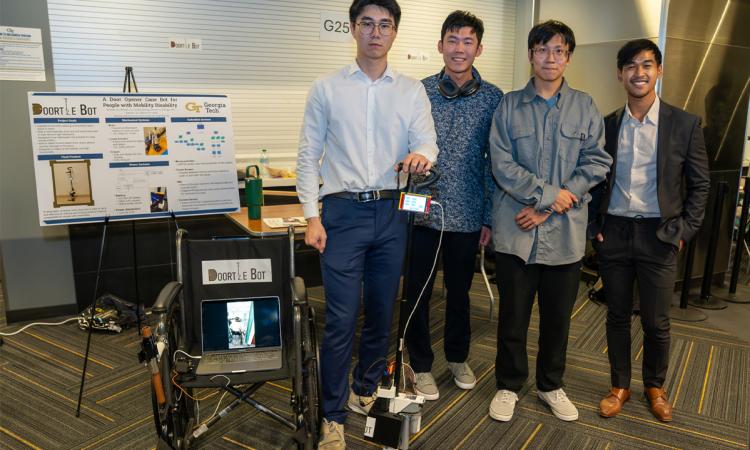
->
<box><xmin>76</xmin><ymin>66</ymin><xmax>146</xmax><ymax>416</ymax></box>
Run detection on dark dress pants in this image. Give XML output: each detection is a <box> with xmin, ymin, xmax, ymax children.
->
<box><xmin>494</xmin><ymin>252</ymin><xmax>582</xmax><ymax>392</ymax></box>
<box><xmin>404</xmin><ymin>226</ymin><xmax>481</xmax><ymax>373</ymax></box>
<box><xmin>319</xmin><ymin>197</ymin><xmax>407</xmax><ymax>423</ymax></box>
<box><xmin>596</xmin><ymin>215</ymin><xmax>677</xmax><ymax>389</ymax></box>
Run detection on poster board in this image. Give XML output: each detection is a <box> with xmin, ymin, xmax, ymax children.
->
<box><xmin>28</xmin><ymin>93</ymin><xmax>240</xmax><ymax>225</ymax></box>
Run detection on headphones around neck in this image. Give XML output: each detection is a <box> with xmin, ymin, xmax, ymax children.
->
<box><xmin>437</xmin><ymin>67</ymin><xmax>482</xmax><ymax>99</ymax></box>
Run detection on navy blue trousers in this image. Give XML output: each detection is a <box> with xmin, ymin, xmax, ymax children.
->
<box><xmin>319</xmin><ymin>196</ymin><xmax>407</xmax><ymax>423</ymax></box>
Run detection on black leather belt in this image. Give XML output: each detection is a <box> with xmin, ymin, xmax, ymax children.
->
<box><xmin>326</xmin><ymin>190</ymin><xmax>400</xmax><ymax>202</ymax></box>
<box><xmin>606</xmin><ymin>214</ymin><xmax>660</xmax><ymax>224</ymax></box>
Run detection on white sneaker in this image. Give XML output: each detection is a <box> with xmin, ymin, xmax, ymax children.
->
<box><xmin>489</xmin><ymin>389</ymin><xmax>518</xmax><ymax>421</ymax></box>
<box><xmin>319</xmin><ymin>419</ymin><xmax>346</xmax><ymax>449</ymax></box>
<box><xmin>448</xmin><ymin>362</ymin><xmax>477</xmax><ymax>390</ymax></box>
<box><xmin>538</xmin><ymin>388</ymin><xmax>578</xmax><ymax>421</ymax></box>
<box><xmin>414</xmin><ymin>372</ymin><xmax>440</xmax><ymax>400</ymax></box>
<box><xmin>347</xmin><ymin>389</ymin><xmax>377</xmax><ymax>416</ymax></box>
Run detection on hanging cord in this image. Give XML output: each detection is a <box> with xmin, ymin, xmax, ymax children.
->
<box><xmin>400</xmin><ymin>201</ymin><xmax>445</xmax><ymax>356</ymax></box>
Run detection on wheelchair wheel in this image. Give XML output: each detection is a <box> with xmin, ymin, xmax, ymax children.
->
<box><xmin>151</xmin><ymin>305</ymin><xmax>196</xmax><ymax>449</ymax></box>
<box><xmin>301</xmin><ymin>306</ymin><xmax>322</xmax><ymax>445</ymax></box>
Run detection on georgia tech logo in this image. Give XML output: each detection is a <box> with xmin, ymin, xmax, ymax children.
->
<box><xmin>185</xmin><ymin>102</ymin><xmax>202</xmax><ymax>113</ymax></box>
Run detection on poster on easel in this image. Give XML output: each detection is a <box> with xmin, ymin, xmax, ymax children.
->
<box><xmin>27</xmin><ymin>93</ymin><xmax>240</xmax><ymax>226</ymax></box>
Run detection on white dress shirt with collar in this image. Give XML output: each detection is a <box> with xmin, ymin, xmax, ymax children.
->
<box><xmin>296</xmin><ymin>62</ymin><xmax>439</xmax><ymax>219</ymax></box>
<box><xmin>608</xmin><ymin>96</ymin><xmax>661</xmax><ymax>218</ymax></box>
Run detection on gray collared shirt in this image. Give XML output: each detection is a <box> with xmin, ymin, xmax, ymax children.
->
<box><xmin>608</xmin><ymin>96</ymin><xmax>661</xmax><ymax>218</ymax></box>
<box><xmin>489</xmin><ymin>78</ymin><xmax>612</xmax><ymax>265</ymax></box>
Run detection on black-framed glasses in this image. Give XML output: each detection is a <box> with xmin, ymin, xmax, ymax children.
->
<box><xmin>532</xmin><ymin>46</ymin><xmax>569</xmax><ymax>60</ymax></box>
<box><xmin>357</xmin><ymin>21</ymin><xmax>396</xmax><ymax>36</ymax></box>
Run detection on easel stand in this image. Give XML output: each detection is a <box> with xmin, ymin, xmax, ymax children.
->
<box><xmin>123</xmin><ymin>66</ymin><xmax>138</xmax><ymax>93</ymax></box>
<box><xmin>76</xmin><ymin>217</ymin><xmax>110</xmax><ymax>416</ymax></box>
<box><xmin>123</xmin><ymin>66</ymin><xmax>143</xmax><ymax>332</ymax></box>
<box><xmin>75</xmin><ymin>66</ymin><xmax>151</xmax><ymax>416</ymax></box>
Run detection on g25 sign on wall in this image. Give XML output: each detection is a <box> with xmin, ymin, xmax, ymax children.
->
<box><xmin>320</xmin><ymin>11</ymin><xmax>351</xmax><ymax>43</ymax></box>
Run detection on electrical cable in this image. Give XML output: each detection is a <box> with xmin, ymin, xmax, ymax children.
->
<box><xmin>401</xmin><ymin>201</ymin><xmax>445</xmax><ymax>354</ymax></box>
<box><xmin>169</xmin><ymin>211</ymin><xmax>179</xmax><ymax>279</ymax></box>
<box><xmin>201</xmin><ymin>375</ymin><xmax>232</xmax><ymax>425</ymax></box>
<box><xmin>401</xmin><ymin>362</ymin><xmax>416</xmax><ymax>392</ymax></box>
<box><xmin>352</xmin><ymin>356</ymin><xmax>387</xmax><ymax>395</ymax></box>
<box><xmin>173</xmin><ymin>349</ymin><xmax>202</xmax><ymax>362</ymax></box>
<box><xmin>191</xmin><ymin>374</ymin><xmax>232</xmax><ymax>430</ymax></box>
<box><xmin>0</xmin><ymin>317</ymin><xmax>78</xmax><ymax>336</ymax></box>
<box><xmin>171</xmin><ymin>371</ymin><xmax>215</xmax><ymax>401</ymax></box>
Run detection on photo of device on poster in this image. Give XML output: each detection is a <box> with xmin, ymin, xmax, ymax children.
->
<box><xmin>50</xmin><ymin>160</ymin><xmax>94</xmax><ymax>207</ymax></box>
<box><xmin>150</xmin><ymin>187</ymin><xmax>168</xmax><ymax>212</ymax></box>
<box><xmin>144</xmin><ymin>126</ymin><xmax>168</xmax><ymax>156</ymax></box>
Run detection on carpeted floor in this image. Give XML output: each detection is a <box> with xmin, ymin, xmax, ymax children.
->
<box><xmin>1</xmin><ymin>273</ymin><xmax>749</xmax><ymax>449</ymax></box>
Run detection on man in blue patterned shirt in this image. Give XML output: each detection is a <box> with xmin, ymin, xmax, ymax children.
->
<box><xmin>404</xmin><ymin>10</ymin><xmax>503</xmax><ymax>402</ymax></box>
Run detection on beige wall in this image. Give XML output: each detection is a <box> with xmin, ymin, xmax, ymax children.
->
<box><xmin>47</xmin><ymin>0</ymin><xmax>518</xmax><ymax>172</ymax></box>
<box><xmin>513</xmin><ymin>0</ymin><xmax>535</xmax><ymax>89</ymax></box>
<box><xmin>1</xmin><ymin>0</ymin><xmax>78</xmax><ymax>319</ymax></box>
<box><xmin>536</xmin><ymin>0</ymin><xmax>664</xmax><ymax>115</ymax></box>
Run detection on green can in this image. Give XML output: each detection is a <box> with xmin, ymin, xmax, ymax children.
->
<box><xmin>245</xmin><ymin>165</ymin><xmax>263</xmax><ymax>219</ymax></box>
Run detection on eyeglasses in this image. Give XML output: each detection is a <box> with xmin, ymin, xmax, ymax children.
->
<box><xmin>357</xmin><ymin>21</ymin><xmax>396</xmax><ymax>36</ymax></box>
<box><xmin>532</xmin><ymin>46</ymin><xmax>569</xmax><ymax>60</ymax></box>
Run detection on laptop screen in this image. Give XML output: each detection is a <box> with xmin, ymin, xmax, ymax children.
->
<box><xmin>201</xmin><ymin>296</ymin><xmax>282</xmax><ymax>353</ymax></box>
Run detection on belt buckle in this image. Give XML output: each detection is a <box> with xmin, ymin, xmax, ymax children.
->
<box><xmin>357</xmin><ymin>191</ymin><xmax>380</xmax><ymax>202</ymax></box>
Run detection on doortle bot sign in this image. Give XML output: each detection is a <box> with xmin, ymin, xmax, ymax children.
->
<box><xmin>28</xmin><ymin>93</ymin><xmax>240</xmax><ymax>226</ymax></box>
<box><xmin>202</xmin><ymin>259</ymin><xmax>272</xmax><ymax>285</ymax></box>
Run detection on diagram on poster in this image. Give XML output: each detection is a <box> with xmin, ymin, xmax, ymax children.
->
<box><xmin>28</xmin><ymin>93</ymin><xmax>240</xmax><ymax>226</ymax></box>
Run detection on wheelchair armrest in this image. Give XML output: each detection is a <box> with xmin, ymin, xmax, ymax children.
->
<box><xmin>152</xmin><ymin>281</ymin><xmax>182</xmax><ymax>314</ymax></box>
<box><xmin>291</xmin><ymin>277</ymin><xmax>307</xmax><ymax>304</ymax></box>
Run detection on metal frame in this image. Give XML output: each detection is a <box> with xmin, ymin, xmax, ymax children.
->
<box><xmin>147</xmin><ymin>227</ymin><xmax>319</xmax><ymax>449</ymax></box>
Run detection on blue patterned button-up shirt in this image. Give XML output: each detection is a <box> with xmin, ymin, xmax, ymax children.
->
<box><xmin>415</xmin><ymin>70</ymin><xmax>503</xmax><ymax>233</ymax></box>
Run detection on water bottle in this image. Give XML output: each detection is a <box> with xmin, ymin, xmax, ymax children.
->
<box><xmin>259</xmin><ymin>148</ymin><xmax>269</xmax><ymax>176</ymax></box>
<box><xmin>245</xmin><ymin>165</ymin><xmax>263</xmax><ymax>219</ymax></box>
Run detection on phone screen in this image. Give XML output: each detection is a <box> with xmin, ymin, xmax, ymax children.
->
<box><xmin>399</xmin><ymin>192</ymin><xmax>430</xmax><ymax>213</ymax></box>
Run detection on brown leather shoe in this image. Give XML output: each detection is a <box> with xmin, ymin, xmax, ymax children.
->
<box><xmin>645</xmin><ymin>387</ymin><xmax>673</xmax><ymax>422</ymax></box>
<box><xmin>599</xmin><ymin>387</ymin><xmax>631</xmax><ymax>417</ymax></box>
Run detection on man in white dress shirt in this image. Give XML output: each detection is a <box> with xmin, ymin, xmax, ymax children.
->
<box><xmin>296</xmin><ymin>1</ymin><xmax>438</xmax><ymax>447</ymax></box>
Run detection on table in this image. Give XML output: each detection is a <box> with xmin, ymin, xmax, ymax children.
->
<box><xmin>226</xmin><ymin>204</ymin><xmax>323</xmax><ymax>286</ymax></box>
<box><xmin>227</xmin><ymin>204</ymin><xmax>307</xmax><ymax>237</ymax></box>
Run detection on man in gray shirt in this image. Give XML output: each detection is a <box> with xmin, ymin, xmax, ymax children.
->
<box><xmin>487</xmin><ymin>20</ymin><xmax>611</xmax><ymax>423</ymax></box>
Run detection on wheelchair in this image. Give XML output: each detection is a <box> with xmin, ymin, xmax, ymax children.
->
<box><xmin>141</xmin><ymin>227</ymin><xmax>321</xmax><ymax>449</ymax></box>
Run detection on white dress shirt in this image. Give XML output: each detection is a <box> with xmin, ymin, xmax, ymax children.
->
<box><xmin>296</xmin><ymin>62</ymin><xmax>439</xmax><ymax>218</ymax></box>
<box><xmin>608</xmin><ymin>96</ymin><xmax>661</xmax><ymax>218</ymax></box>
